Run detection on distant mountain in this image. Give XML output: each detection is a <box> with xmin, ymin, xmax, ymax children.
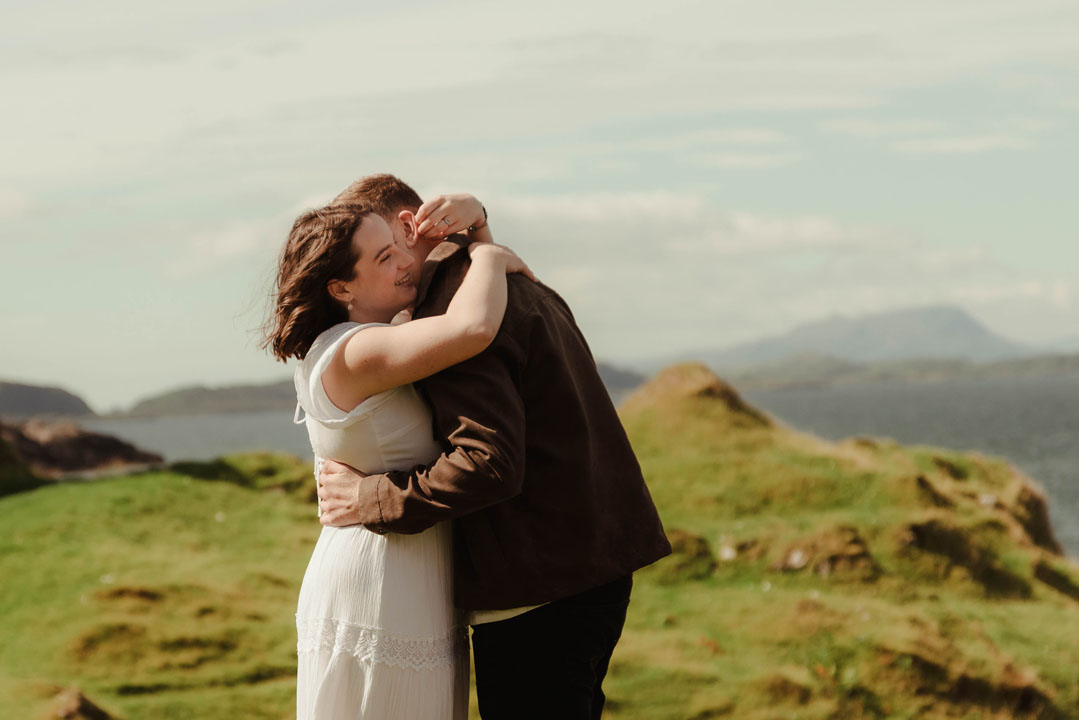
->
<box><xmin>0</xmin><ymin>381</ymin><xmax>95</xmax><ymax>419</ymax></box>
<box><xmin>125</xmin><ymin>380</ymin><xmax>296</xmax><ymax>417</ymax></box>
<box><xmin>123</xmin><ymin>361</ymin><xmax>647</xmax><ymax>417</ymax></box>
<box><xmin>1040</xmin><ymin>335</ymin><xmax>1079</xmax><ymax>354</ymax></box>
<box><xmin>596</xmin><ymin>362</ymin><xmax>647</xmax><ymax>393</ymax></box>
<box><xmin>697</xmin><ymin>305</ymin><xmax>1030</xmax><ymax>371</ymax></box>
<box><xmin>725</xmin><ymin>351</ymin><xmax>1079</xmax><ymax>391</ymax></box>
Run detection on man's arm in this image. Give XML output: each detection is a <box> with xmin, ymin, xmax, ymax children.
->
<box><xmin>318</xmin><ymin>312</ymin><xmax>529</xmax><ymax>534</ymax></box>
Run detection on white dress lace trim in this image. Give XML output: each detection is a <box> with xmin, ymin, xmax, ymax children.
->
<box><xmin>296</xmin><ymin>616</ymin><xmax>468</xmax><ymax>672</ymax></box>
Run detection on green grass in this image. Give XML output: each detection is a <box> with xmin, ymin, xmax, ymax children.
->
<box><xmin>0</xmin><ymin>453</ymin><xmax>317</xmax><ymax>719</ymax></box>
<box><xmin>2</xmin><ymin>366</ymin><xmax>1079</xmax><ymax>719</ymax></box>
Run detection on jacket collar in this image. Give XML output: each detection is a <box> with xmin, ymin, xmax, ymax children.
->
<box><xmin>414</xmin><ymin>235</ymin><xmax>468</xmax><ymax>308</ymax></box>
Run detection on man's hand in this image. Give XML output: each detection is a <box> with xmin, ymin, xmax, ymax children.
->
<box><xmin>317</xmin><ymin>459</ymin><xmax>372</xmax><ymax>527</ymax></box>
<box><xmin>415</xmin><ymin>194</ymin><xmax>486</xmax><ymax>240</ymax></box>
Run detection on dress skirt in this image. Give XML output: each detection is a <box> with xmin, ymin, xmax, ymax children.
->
<box><xmin>295</xmin><ymin>521</ymin><xmax>469</xmax><ymax>720</ymax></box>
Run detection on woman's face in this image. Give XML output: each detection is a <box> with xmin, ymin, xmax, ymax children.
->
<box><xmin>339</xmin><ymin>213</ymin><xmax>417</xmax><ymax>322</ymax></box>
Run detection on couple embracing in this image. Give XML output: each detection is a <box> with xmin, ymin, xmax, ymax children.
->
<box><xmin>263</xmin><ymin>174</ymin><xmax>671</xmax><ymax>719</ymax></box>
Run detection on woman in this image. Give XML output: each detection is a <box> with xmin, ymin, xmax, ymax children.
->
<box><xmin>263</xmin><ymin>198</ymin><xmax>533</xmax><ymax>719</ymax></box>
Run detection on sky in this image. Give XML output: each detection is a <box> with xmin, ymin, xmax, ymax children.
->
<box><xmin>1</xmin><ymin>0</ymin><xmax>1077</xmax><ymax>411</ymax></box>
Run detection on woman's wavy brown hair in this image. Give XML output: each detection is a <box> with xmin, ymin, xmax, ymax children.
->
<box><xmin>262</xmin><ymin>203</ymin><xmax>374</xmax><ymax>362</ymax></box>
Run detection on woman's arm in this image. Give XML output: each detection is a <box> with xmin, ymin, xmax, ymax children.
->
<box><xmin>322</xmin><ymin>244</ymin><xmax>535</xmax><ymax>410</ymax></box>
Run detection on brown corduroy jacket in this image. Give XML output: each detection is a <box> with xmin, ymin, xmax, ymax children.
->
<box><xmin>356</xmin><ymin>239</ymin><xmax>671</xmax><ymax>611</ymax></box>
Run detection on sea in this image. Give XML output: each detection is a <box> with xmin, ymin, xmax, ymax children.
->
<box><xmin>82</xmin><ymin>374</ymin><xmax>1079</xmax><ymax>558</ymax></box>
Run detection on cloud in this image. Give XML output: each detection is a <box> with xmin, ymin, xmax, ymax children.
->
<box><xmin>952</xmin><ymin>279</ymin><xmax>1074</xmax><ymax>310</ymax></box>
<box><xmin>0</xmin><ymin>187</ymin><xmax>30</xmax><ymax>218</ymax></box>
<box><xmin>496</xmin><ymin>191</ymin><xmax>893</xmax><ymax>258</ymax></box>
<box><xmin>824</xmin><ymin>117</ymin><xmax>1049</xmax><ymax>156</ymax></box>
<box><xmin>1051</xmin><ymin>281</ymin><xmax>1073</xmax><ymax>310</ymax></box>
<box><xmin>893</xmin><ymin>134</ymin><xmax>1032</xmax><ymax>154</ymax></box>
<box><xmin>482</xmin><ymin>189</ymin><xmax>1076</xmax><ymax>357</ymax></box>
<box><xmin>164</xmin><ymin>189</ymin><xmax>346</xmax><ymax>278</ymax></box>
<box><xmin>167</xmin><ymin>220</ymin><xmax>272</xmax><ymax>278</ymax></box>
<box><xmin>915</xmin><ymin>246</ymin><xmax>996</xmax><ymax>274</ymax></box>
<box><xmin>823</xmin><ymin>117</ymin><xmax>945</xmax><ymax>138</ymax></box>
<box><xmin>717</xmin><ymin>213</ymin><xmax>894</xmax><ymax>254</ymax></box>
<box><xmin>499</xmin><ymin>191</ymin><xmax>705</xmax><ymax>226</ymax></box>
<box><xmin>691</xmin><ymin>152</ymin><xmax>800</xmax><ymax>169</ymax></box>
<box><xmin>619</xmin><ymin>127</ymin><xmax>788</xmax><ymax>154</ymax></box>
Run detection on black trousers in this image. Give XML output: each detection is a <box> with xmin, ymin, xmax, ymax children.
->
<box><xmin>470</xmin><ymin>575</ymin><xmax>633</xmax><ymax>720</ymax></box>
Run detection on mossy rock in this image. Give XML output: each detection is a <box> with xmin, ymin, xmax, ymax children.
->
<box><xmin>898</xmin><ymin>515</ymin><xmax>1032</xmax><ymax>598</ymax></box>
<box><xmin>0</xmin><ymin>436</ymin><xmax>47</xmax><ymax>497</ymax></box>
<box><xmin>772</xmin><ymin>524</ymin><xmax>880</xmax><ymax>581</ymax></box>
<box><xmin>1033</xmin><ymin>557</ymin><xmax>1079</xmax><ymax>601</ymax></box>
<box><xmin>221</xmin><ymin>452</ymin><xmax>312</xmax><ymax>495</ymax></box>
<box><xmin>167</xmin><ymin>460</ymin><xmax>250</xmax><ymax>486</ymax></box>
<box><xmin>649</xmin><ymin>528</ymin><xmax>718</xmax><ymax>583</ymax></box>
<box><xmin>165</xmin><ymin>452</ymin><xmax>310</xmax><ymax>496</ymax></box>
<box><xmin>758</xmin><ymin>664</ymin><xmax>817</xmax><ymax>705</ymax></box>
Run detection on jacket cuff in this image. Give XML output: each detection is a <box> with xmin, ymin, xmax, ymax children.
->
<box><xmin>358</xmin><ymin>473</ymin><xmax>389</xmax><ymax>535</ymax></box>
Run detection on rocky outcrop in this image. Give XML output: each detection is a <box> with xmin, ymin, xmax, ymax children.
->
<box><xmin>619</xmin><ymin>363</ymin><xmax>772</xmax><ymax>428</ymax></box>
<box><xmin>45</xmin><ymin>687</ymin><xmax>118</xmax><ymax>719</ymax></box>
<box><xmin>771</xmin><ymin>524</ymin><xmax>881</xmax><ymax>581</ymax></box>
<box><xmin>0</xmin><ymin>434</ymin><xmax>44</xmax><ymax>496</ymax></box>
<box><xmin>0</xmin><ymin>420</ymin><xmax>162</xmax><ymax>481</ymax></box>
<box><xmin>652</xmin><ymin>528</ymin><xmax>718</xmax><ymax>583</ymax></box>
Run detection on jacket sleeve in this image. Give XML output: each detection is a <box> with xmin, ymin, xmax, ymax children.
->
<box><xmin>355</xmin><ymin>313</ymin><xmax>529</xmax><ymax>535</ymax></box>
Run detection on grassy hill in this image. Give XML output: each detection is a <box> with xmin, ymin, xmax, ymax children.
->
<box><xmin>612</xmin><ymin>364</ymin><xmax>1079</xmax><ymax>719</ymax></box>
<box><xmin>2</xmin><ymin>364</ymin><xmax>1078</xmax><ymax>719</ymax></box>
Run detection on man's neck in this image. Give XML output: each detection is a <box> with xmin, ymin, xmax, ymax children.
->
<box><xmin>412</xmin><ymin>238</ymin><xmax>440</xmax><ymax>265</ymax></box>
<box><xmin>412</xmin><ymin>236</ymin><xmax>469</xmax><ymax>309</ymax></box>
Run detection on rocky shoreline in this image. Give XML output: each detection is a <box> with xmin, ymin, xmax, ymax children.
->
<box><xmin>0</xmin><ymin>420</ymin><xmax>163</xmax><ymax>487</ymax></box>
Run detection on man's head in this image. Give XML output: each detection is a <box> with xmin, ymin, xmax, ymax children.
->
<box><xmin>333</xmin><ymin>174</ymin><xmax>437</xmax><ymax>262</ymax></box>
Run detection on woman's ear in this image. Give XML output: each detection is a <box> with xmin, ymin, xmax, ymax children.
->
<box><xmin>326</xmin><ymin>278</ymin><xmax>350</xmax><ymax>306</ymax></box>
<box><xmin>398</xmin><ymin>210</ymin><xmax>419</xmax><ymax>249</ymax></box>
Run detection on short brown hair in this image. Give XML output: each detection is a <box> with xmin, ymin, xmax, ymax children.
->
<box><xmin>262</xmin><ymin>203</ymin><xmax>374</xmax><ymax>362</ymax></box>
<box><xmin>332</xmin><ymin>174</ymin><xmax>423</xmax><ymax>219</ymax></box>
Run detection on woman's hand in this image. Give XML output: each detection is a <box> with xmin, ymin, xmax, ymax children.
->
<box><xmin>416</xmin><ymin>194</ymin><xmax>487</xmax><ymax>240</ymax></box>
<box><xmin>469</xmin><ymin>242</ymin><xmax>538</xmax><ymax>282</ymax></box>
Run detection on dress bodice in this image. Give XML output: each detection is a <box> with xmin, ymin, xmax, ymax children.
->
<box><xmin>293</xmin><ymin>322</ymin><xmax>442</xmax><ymax>475</ymax></box>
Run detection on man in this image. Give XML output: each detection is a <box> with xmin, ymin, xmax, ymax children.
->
<box><xmin>317</xmin><ymin>174</ymin><xmax>670</xmax><ymax>719</ymax></box>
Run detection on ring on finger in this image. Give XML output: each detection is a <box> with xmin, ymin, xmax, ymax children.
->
<box><xmin>442</xmin><ymin>218</ymin><xmax>452</xmax><ymax>227</ymax></box>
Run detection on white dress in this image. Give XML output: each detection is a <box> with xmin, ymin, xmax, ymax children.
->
<box><xmin>292</xmin><ymin>322</ymin><xmax>469</xmax><ymax>720</ymax></box>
